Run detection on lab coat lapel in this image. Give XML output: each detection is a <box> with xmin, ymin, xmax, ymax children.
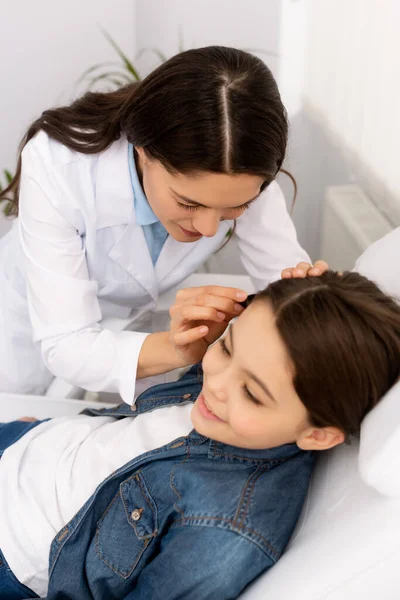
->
<box><xmin>109</xmin><ymin>219</ymin><xmax>158</xmax><ymax>300</ymax></box>
<box><xmin>96</xmin><ymin>136</ymin><xmax>157</xmax><ymax>300</ymax></box>
<box><xmin>155</xmin><ymin>221</ymin><xmax>232</xmax><ymax>287</ymax></box>
<box><xmin>155</xmin><ymin>235</ymin><xmax>202</xmax><ymax>285</ymax></box>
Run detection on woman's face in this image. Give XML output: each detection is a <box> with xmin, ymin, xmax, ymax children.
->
<box><xmin>136</xmin><ymin>148</ymin><xmax>264</xmax><ymax>242</ymax></box>
<box><xmin>191</xmin><ymin>301</ymin><xmax>344</xmax><ymax>451</ymax></box>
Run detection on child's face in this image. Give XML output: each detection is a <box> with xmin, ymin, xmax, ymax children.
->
<box><xmin>191</xmin><ymin>301</ymin><xmax>344</xmax><ymax>451</ymax></box>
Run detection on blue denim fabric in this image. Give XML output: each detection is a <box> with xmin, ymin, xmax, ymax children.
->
<box><xmin>45</xmin><ymin>364</ymin><xmax>316</xmax><ymax>600</ymax></box>
<box><xmin>0</xmin><ymin>420</ymin><xmax>44</xmax><ymax>599</ymax></box>
<box><xmin>0</xmin><ymin>548</ymin><xmax>39</xmax><ymax>600</ymax></box>
<box><xmin>0</xmin><ymin>419</ymin><xmax>45</xmax><ymax>458</ymax></box>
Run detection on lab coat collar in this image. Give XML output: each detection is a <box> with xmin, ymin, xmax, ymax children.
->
<box><xmin>95</xmin><ymin>135</ymin><xmax>134</xmax><ymax>229</ymax></box>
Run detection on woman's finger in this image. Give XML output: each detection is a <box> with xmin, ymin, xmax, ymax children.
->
<box><xmin>170</xmin><ymin>305</ymin><xmax>227</xmax><ymax>323</ymax></box>
<box><xmin>183</xmin><ymin>293</ymin><xmax>244</xmax><ymax>316</ymax></box>
<box><xmin>173</xmin><ymin>325</ymin><xmax>209</xmax><ymax>346</ymax></box>
<box><xmin>308</xmin><ymin>260</ymin><xmax>329</xmax><ymax>276</ymax></box>
<box><xmin>176</xmin><ymin>285</ymin><xmax>247</xmax><ymax>303</ymax></box>
<box><xmin>281</xmin><ymin>267</ymin><xmax>294</xmax><ymax>279</ymax></box>
<box><xmin>292</xmin><ymin>262</ymin><xmax>312</xmax><ymax>278</ymax></box>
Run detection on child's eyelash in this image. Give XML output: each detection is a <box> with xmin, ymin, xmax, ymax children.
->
<box><xmin>219</xmin><ymin>339</ymin><xmax>261</xmax><ymax>405</ymax></box>
<box><xmin>242</xmin><ymin>385</ymin><xmax>262</xmax><ymax>406</ymax></box>
<box><xmin>219</xmin><ymin>338</ymin><xmax>230</xmax><ymax>355</ymax></box>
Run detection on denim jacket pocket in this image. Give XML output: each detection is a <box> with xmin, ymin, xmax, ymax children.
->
<box><xmin>95</xmin><ymin>472</ymin><xmax>158</xmax><ymax>578</ymax></box>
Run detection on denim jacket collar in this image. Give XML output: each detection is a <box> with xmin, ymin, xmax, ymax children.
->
<box><xmin>82</xmin><ymin>363</ymin><xmax>303</xmax><ymax>465</ymax></box>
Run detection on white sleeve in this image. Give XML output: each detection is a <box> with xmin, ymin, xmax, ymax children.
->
<box><xmin>235</xmin><ymin>181</ymin><xmax>310</xmax><ymax>290</ymax></box>
<box><xmin>18</xmin><ymin>142</ymin><xmax>148</xmax><ymax>405</ymax></box>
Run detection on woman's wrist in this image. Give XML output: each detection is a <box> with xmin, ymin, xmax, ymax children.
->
<box><xmin>136</xmin><ymin>331</ymin><xmax>190</xmax><ymax>379</ymax></box>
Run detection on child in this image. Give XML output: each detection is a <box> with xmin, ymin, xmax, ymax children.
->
<box><xmin>1</xmin><ymin>271</ymin><xmax>399</xmax><ymax>600</ymax></box>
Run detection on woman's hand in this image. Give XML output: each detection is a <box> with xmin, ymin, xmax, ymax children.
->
<box><xmin>137</xmin><ymin>286</ymin><xmax>247</xmax><ymax>380</ymax></box>
<box><xmin>168</xmin><ymin>285</ymin><xmax>247</xmax><ymax>365</ymax></box>
<box><xmin>281</xmin><ymin>260</ymin><xmax>329</xmax><ymax>279</ymax></box>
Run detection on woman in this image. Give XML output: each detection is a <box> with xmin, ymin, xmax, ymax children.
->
<box><xmin>1</xmin><ymin>271</ymin><xmax>400</xmax><ymax>599</ymax></box>
<box><xmin>0</xmin><ymin>46</ymin><xmax>325</xmax><ymax>399</ymax></box>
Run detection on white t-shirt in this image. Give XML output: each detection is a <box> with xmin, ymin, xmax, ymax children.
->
<box><xmin>0</xmin><ymin>404</ymin><xmax>193</xmax><ymax>597</ymax></box>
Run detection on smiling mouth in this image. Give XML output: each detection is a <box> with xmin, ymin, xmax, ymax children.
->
<box><xmin>198</xmin><ymin>392</ymin><xmax>225</xmax><ymax>422</ymax></box>
<box><xmin>204</xmin><ymin>396</ymin><xmax>217</xmax><ymax>415</ymax></box>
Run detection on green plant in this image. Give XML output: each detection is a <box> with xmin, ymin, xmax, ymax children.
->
<box><xmin>77</xmin><ymin>29</ymin><xmax>168</xmax><ymax>90</ymax></box>
<box><xmin>0</xmin><ymin>169</ymin><xmax>13</xmax><ymax>216</ymax></box>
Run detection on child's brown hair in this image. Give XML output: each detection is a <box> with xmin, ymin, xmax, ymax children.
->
<box><xmin>256</xmin><ymin>271</ymin><xmax>400</xmax><ymax>437</ymax></box>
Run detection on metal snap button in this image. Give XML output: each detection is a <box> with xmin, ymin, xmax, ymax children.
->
<box><xmin>131</xmin><ymin>508</ymin><xmax>142</xmax><ymax>521</ymax></box>
<box><xmin>130</xmin><ymin>404</ymin><xmax>137</xmax><ymax>412</ymax></box>
<box><xmin>183</xmin><ymin>393</ymin><xmax>191</xmax><ymax>399</ymax></box>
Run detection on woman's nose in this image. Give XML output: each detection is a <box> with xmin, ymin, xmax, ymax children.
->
<box><xmin>193</xmin><ymin>211</ymin><xmax>221</xmax><ymax>238</ymax></box>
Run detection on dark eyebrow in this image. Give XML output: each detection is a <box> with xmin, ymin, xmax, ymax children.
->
<box><xmin>170</xmin><ymin>187</ymin><xmax>260</xmax><ymax>210</ymax></box>
<box><xmin>229</xmin><ymin>325</ymin><xmax>277</xmax><ymax>404</ymax></box>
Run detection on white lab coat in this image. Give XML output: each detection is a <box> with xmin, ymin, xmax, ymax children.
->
<box><xmin>0</xmin><ymin>131</ymin><xmax>310</xmax><ymax>401</ymax></box>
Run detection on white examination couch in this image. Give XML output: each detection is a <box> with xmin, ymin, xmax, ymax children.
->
<box><xmin>2</xmin><ymin>229</ymin><xmax>400</xmax><ymax>599</ymax></box>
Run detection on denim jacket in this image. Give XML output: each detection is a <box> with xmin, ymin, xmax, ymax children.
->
<box><xmin>46</xmin><ymin>365</ymin><xmax>315</xmax><ymax>600</ymax></box>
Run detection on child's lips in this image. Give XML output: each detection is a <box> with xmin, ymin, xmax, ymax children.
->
<box><xmin>197</xmin><ymin>392</ymin><xmax>225</xmax><ymax>422</ymax></box>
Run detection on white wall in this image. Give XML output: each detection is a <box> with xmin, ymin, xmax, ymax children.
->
<box><xmin>134</xmin><ymin>0</ymin><xmax>282</xmax><ymax>81</ymax></box>
<box><xmin>0</xmin><ymin>0</ymin><xmax>135</xmax><ymax>237</ymax></box>
<box><xmin>278</xmin><ymin>0</ymin><xmax>308</xmax><ymax>118</ymax></box>
<box><xmin>304</xmin><ymin>0</ymin><xmax>400</xmax><ymax>224</ymax></box>
<box><xmin>134</xmin><ymin>0</ymin><xmax>308</xmax><ymax>120</ymax></box>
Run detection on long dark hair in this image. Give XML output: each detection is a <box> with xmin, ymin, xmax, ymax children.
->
<box><xmin>256</xmin><ymin>272</ymin><xmax>400</xmax><ymax>438</ymax></box>
<box><xmin>1</xmin><ymin>46</ymin><xmax>288</xmax><ymax>216</ymax></box>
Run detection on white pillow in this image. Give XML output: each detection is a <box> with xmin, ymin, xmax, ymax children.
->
<box><xmin>355</xmin><ymin>226</ymin><xmax>400</xmax><ymax>496</ymax></box>
<box><xmin>354</xmin><ymin>226</ymin><xmax>400</xmax><ymax>301</ymax></box>
<box><xmin>359</xmin><ymin>380</ymin><xmax>400</xmax><ymax>497</ymax></box>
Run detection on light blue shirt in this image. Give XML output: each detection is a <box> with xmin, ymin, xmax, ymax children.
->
<box><xmin>127</xmin><ymin>143</ymin><xmax>168</xmax><ymax>265</ymax></box>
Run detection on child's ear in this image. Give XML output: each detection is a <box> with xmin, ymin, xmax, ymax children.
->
<box><xmin>296</xmin><ymin>426</ymin><xmax>345</xmax><ymax>451</ymax></box>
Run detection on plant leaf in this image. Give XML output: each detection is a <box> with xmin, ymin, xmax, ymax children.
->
<box><xmin>87</xmin><ymin>71</ymin><xmax>135</xmax><ymax>90</ymax></box>
<box><xmin>4</xmin><ymin>169</ymin><xmax>13</xmax><ymax>184</ymax></box>
<box><xmin>135</xmin><ymin>47</ymin><xmax>168</xmax><ymax>64</ymax></box>
<box><xmin>108</xmin><ymin>78</ymin><xmax>128</xmax><ymax>88</ymax></box>
<box><xmin>3</xmin><ymin>201</ymin><xmax>13</xmax><ymax>216</ymax></box>
<box><xmin>101</xmin><ymin>28</ymin><xmax>141</xmax><ymax>81</ymax></box>
<box><xmin>76</xmin><ymin>61</ymin><xmax>122</xmax><ymax>84</ymax></box>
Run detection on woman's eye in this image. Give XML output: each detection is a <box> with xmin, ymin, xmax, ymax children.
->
<box><xmin>177</xmin><ymin>202</ymin><xmax>199</xmax><ymax>212</ymax></box>
<box><xmin>234</xmin><ymin>202</ymin><xmax>251</xmax><ymax>212</ymax></box>
<box><xmin>219</xmin><ymin>338</ymin><xmax>230</xmax><ymax>356</ymax></box>
<box><xmin>223</xmin><ymin>203</ymin><xmax>252</xmax><ymax>216</ymax></box>
<box><xmin>242</xmin><ymin>385</ymin><xmax>262</xmax><ymax>406</ymax></box>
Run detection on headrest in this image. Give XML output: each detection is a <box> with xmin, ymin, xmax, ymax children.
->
<box><xmin>354</xmin><ymin>227</ymin><xmax>400</xmax><ymax>301</ymax></box>
<box><xmin>359</xmin><ymin>379</ymin><xmax>400</xmax><ymax>497</ymax></box>
<box><xmin>355</xmin><ymin>227</ymin><xmax>400</xmax><ymax>496</ymax></box>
